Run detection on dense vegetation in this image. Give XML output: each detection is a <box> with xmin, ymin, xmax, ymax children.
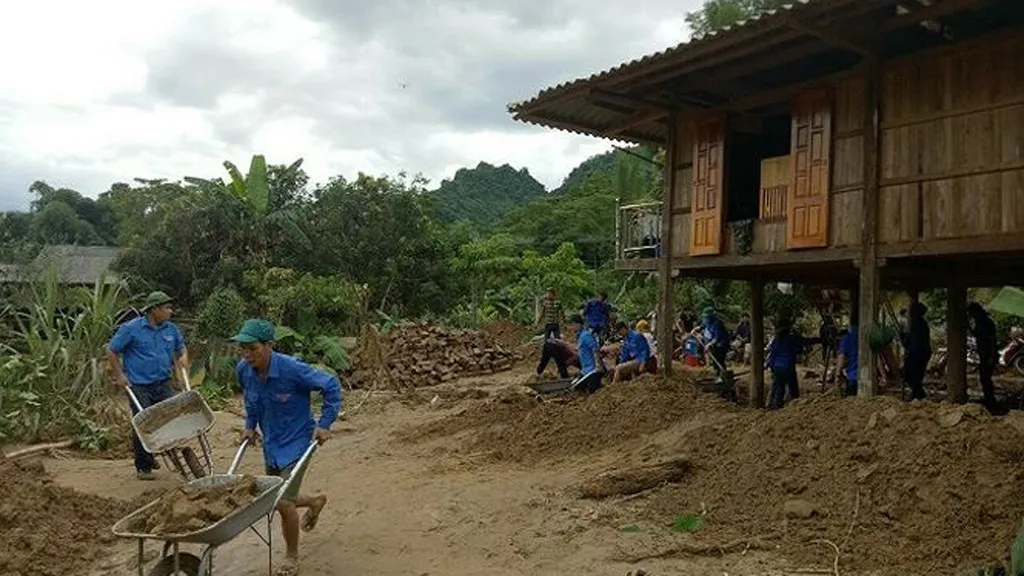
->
<box><xmin>427</xmin><ymin>162</ymin><xmax>547</xmax><ymax>228</ymax></box>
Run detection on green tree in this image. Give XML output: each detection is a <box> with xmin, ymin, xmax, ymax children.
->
<box><xmin>685</xmin><ymin>0</ymin><xmax>790</xmax><ymax>37</ymax></box>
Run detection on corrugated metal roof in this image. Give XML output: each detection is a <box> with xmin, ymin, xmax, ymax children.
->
<box><xmin>506</xmin><ymin>0</ymin><xmax>887</xmax><ymax>144</ymax></box>
<box><xmin>508</xmin><ymin>0</ymin><xmax>817</xmax><ymax>114</ymax></box>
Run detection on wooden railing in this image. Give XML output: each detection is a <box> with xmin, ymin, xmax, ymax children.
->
<box><xmin>759</xmin><ymin>155</ymin><xmax>790</xmax><ymax>221</ymax></box>
<box><xmin>759</xmin><ymin>185</ymin><xmax>788</xmax><ymax>220</ymax></box>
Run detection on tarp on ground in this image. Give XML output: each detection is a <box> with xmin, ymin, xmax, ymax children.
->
<box><xmin>986</xmin><ymin>287</ymin><xmax>1024</xmax><ymax>319</ymax></box>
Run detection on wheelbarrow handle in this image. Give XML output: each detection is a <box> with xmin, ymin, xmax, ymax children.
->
<box><xmin>272</xmin><ymin>441</ymin><xmax>319</xmax><ymax>511</ymax></box>
<box><xmin>180</xmin><ymin>367</ymin><xmax>191</xmax><ymax>391</ymax></box>
<box><xmin>227</xmin><ymin>436</ymin><xmax>252</xmax><ymax>475</ymax></box>
<box><xmin>125</xmin><ymin>385</ymin><xmax>144</xmax><ymax>413</ymax></box>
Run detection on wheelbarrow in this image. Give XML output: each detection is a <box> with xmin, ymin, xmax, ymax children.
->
<box><xmin>127</xmin><ymin>368</ymin><xmax>216</xmax><ymax>480</ymax></box>
<box><xmin>112</xmin><ymin>438</ymin><xmax>319</xmax><ymax>576</ymax></box>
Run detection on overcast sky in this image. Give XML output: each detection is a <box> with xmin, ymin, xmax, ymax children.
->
<box><xmin>0</xmin><ymin>0</ymin><xmax>701</xmax><ymax>211</ymax></box>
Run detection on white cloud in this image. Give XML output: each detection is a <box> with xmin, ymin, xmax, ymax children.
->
<box><xmin>0</xmin><ymin>0</ymin><xmax>701</xmax><ymax>210</ymax></box>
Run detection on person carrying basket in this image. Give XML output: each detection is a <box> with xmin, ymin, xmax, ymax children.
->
<box><xmin>232</xmin><ymin>318</ymin><xmax>342</xmax><ymax>576</ymax></box>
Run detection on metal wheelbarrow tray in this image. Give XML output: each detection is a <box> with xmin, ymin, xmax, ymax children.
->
<box><xmin>132</xmin><ymin>389</ymin><xmax>215</xmax><ymax>454</ymax></box>
<box><xmin>111</xmin><ymin>474</ymin><xmax>284</xmax><ymax>545</ymax></box>
<box><xmin>528</xmin><ymin>378</ymin><xmax>575</xmax><ymax>394</ymax></box>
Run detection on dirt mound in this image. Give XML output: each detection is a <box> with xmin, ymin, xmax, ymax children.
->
<box><xmin>409</xmin><ymin>376</ymin><xmax>1024</xmax><ymax>573</ymax></box>
<box><xmin>136</xmin><ymin>475</ymin><xmax>261</xmax><ymax>535</ymax></box>
<box><xmin>0</xmin><ymin>456</ymin><xmax>135</xmax><ymax>576</ymax></box>
<box><xmin>348</xmin><ymin>322</ymin><xmax>520</xmax><ymax>389</ymax></box>
<box><xmin>407</xmin><ymin>375</ymin><xmax>737</xmax><ymax>461</ymax></box>
<box><xmin>637</xmin><ymin>395</ymin><xmax>1024</xmax><ymax>574</ymax></box>
<box><xmin>481</xmin><ymin>320</ymin><xmax>533</xmax><ymax>350</ymax></box>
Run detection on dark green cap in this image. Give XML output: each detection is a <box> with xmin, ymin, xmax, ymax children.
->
<box><xmin>142</xmin><ymin>291</ymin><xmax>174</xmax><ymax>311</ymax></box>
<box><xmin>701</xmin><ymin>306</ymin><xmax>715</xmax><ymax>317</ymax></box>
<box><xmin>230</xmin><ymin>318</ymin><xmax>276</xmax><ymax>344</ymax></box>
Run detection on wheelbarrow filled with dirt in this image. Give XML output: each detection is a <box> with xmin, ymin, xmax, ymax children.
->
<box><xmin>112</xmin><ymin>438</ymin><xmax>319</xmax><ymax>576</ymax></box>
<box><xmin>128</xmin><ymin>369</ymin><xmax>215</xmax><ymax>480</ymax></box>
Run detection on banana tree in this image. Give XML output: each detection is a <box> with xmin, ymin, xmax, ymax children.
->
<box><xmin>186</xmin><ymin>155</ymin><xmax>311</xmax><ymax>267</ymax></box>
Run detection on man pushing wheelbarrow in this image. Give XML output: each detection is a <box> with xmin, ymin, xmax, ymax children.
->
<box><xmin>232</xmin><ymin>318</ymin><xmax>343</xmax><ymax>576</ymax></box>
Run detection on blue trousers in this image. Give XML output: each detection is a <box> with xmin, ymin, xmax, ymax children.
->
<box><xmin>128</xmin><ymin>381</ymin><xmax>174</xmax><ymax>472</ymax></box>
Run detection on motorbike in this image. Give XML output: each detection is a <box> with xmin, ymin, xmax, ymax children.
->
<box><xmin>930</xmin><ymin>335</ymin><xmax>980</xmax><ymax>376</ymax></box>
<box><xmin>999</xmin><ymin>328</ymin><xmax>1024</xmax><ymax>375</ymax></box>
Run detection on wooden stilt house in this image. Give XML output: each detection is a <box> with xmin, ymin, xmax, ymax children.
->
<box><xmin>509</xmin><ymin>0</ymin><xmax>1024</xmax><ymax>404</ymax></box>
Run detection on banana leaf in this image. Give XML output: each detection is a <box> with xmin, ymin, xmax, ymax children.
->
<box><xmin>988</xmin><ymin>287</ymin><xmax>1024</xmax><ymax>319</ymax></box>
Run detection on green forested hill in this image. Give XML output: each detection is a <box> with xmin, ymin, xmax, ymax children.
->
<box><xmin>428</xmin><ymin>162</ymin><xmax>547</xmax><ymax>227</ymax></box>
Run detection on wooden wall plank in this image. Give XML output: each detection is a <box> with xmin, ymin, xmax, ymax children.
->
<box><xmin>830</xmin><ymin>189</ymin><xmax>863</xmax><ymax>247</ymax></box>
<box><xmin>878</xmin><ymin>33</ymin><xmax>1024</xmax><ymax>247</ymax></box>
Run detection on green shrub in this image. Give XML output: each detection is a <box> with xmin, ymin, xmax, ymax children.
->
<box><xmin>196</xmin><ymin>286</ymin><xmax>247</xmax><ymax>340</ymax></box>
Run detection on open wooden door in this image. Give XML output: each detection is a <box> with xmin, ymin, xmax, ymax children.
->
<box><xmin>690</xmin><ymin>116</ymin><xmax>725</xmax><ymax>256</ymax></box>
<box><xmin>787</xmin><ymin>90</ymin><xmax>832</xmax><ymax>249</ymax></box>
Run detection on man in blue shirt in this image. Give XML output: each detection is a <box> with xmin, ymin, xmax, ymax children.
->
<box><xmin>582</xmin><ymin>292</ymin><xmax>612</xmax><ymax>343</ymax></box>
<box><xmin>700</xmin><ymin>307</ymin><xmax>730</xmax><ymax>375</ymax></box>
<box><xmin>570</xmin><ymin>314</ymin><xmax>603</xmax><ymax>393</ymax></box>
<box><xmin>612</xmin><ymin>321</ymin><xmax>652</xmax><ymax>383</ymax></box>
<box><xmin>765</xmin><ymin>315</ymin><xmax>815</xmax><ymax>409</ymax></box>
<box><xmin>233</xmin><ymin>318</ymin><xmax>342</xmax><ymax>576</ymax></box>
<box><xmin>837</xmin><ymin>320</ymin><xmax>860</xmax><ymax>397</ymax></box>
<box><xmin>107</xmin><ymin>291</ymin><xmax>188</xmax><ymax>481</ymax></box>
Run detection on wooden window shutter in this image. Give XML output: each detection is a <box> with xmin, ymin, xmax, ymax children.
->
<box><xmin>689</xmin><ymin>116</ymin><xmax>725</xmax><ymax>256</ymax></box>
<box><xmin>787</xmin><ymin>89</ymin><xmax>832</xmax><ymax>250</ymax></box>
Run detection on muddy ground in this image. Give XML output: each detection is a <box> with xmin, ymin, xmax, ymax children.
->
<box><xmin>4</xmin><ymin>360</ymin><xmax>1024</xmax><ymax>575</ymax></box>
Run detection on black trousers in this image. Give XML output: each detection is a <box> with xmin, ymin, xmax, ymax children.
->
<box><xmin>537</xmin><ymin>341</ymin><xmax>570</xmax><ymax>378</ymax></box>
<box><xmin>979</xmin><ymin>361</ymin><xmax>996</xmax><ymax>403</ymax></box>
<box><xmin>128</xmin><ymin>381</ymin><xmax>174</xmax><ymax>472</ymax></box>
<box><xmin>904</xmin><ymin>355</ymin><xmax>929</xmax><ymax>400</ymax></box>
<box><xmin>543</xmin><ymin>323</ymin><xmax>560</xmax><ymax>340</ymax></box>
<box><xmin>769</xmin><ymin>367</ymin><xmax>800</xmax><ymax>409</ymax></box>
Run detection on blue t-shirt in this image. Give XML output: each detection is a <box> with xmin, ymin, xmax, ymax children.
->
<box><xmin>583</xmin><ymin>299</ymin><xmax>611</xmax><ymax>329</ymax></box>
<box><xmin>108</xmin><ymin>317</ymin><xmax>185</xmax><ymax>385</ymax></box>
<box><xmin>239</xmin><ymin>352</ymin><xmax>343</xmax><ymax>469</ymax></box>
<box><xmin>618</xmin><ymin>330</ymin><xmax>651</xmax><ymax>364</ymax></box>
<box><xmin>577</xmin><ymin>329</ymin><xmax>600</xmax><ymax>374</ymax></box>
<box><xmin>767</xmin><ymin>332</ymin><xmax>804</xmax><ymax>370</ymax></box>
<box><xmin>703</xmin><ymin>317</ymin><xmax>730</xmax><ymax>351</ymax></box>
<box><xmin>839</xmin><ymin>328</ymin><xmax>859</xmax><ymax>382</ymax></box>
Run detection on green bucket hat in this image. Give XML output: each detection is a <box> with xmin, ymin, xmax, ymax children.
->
<box><xmin>142</xmin><ymin>291</ymin><xmax>174</xmax><ymax>311</ymax></box>
<box><xmin>230</xmin><ymin>318</ymin><xmax>276</xmax><ymax>344</ymax></box>
<box><xmin>701</xmin><ymin>306</ymin><xmax>716</xmax><ymax>318</ymax></box>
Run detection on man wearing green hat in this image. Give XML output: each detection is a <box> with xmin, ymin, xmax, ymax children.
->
<box><xmin>107</xmin><ymin>291</ymin><xmax>189</xmax><ymax>480</ymax></box>
<box><xmin>232</xmin><ymin>318</ymin><xmax>342</xmax><ymax>576</ymax></box>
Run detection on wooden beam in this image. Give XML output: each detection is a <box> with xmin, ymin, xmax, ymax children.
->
<box><xmin>750</xmin><ymin>276</ymin><xmax>766</xmax><ymax>409</ymax></box>
<box><xmin>882</xmin><ymin>0</ymin><xmax>1000</xmax><ymax>31</ymax></box>
<box><xmin>857</xmin><ymin>46</ymin><xmax>882</xmax><ymax>399</ymax></box>
<box><xmin>616</xmin><ymin>258</ymin><xmax>659</xmax><ymax>272</ymax></box>
<box><xmin>946</xmin><ymin>281</ymin><xmax>968</xmax><ymax>403</ymax></box>
<box><xmin>657</xmin><ymin>111</ymin><xmax>680</xmax><ymax>379</ymax></box>
<box><xmin>786</xmin><ymin>19</ymin><xmax>871</xmax><ymax>55</ymax></box>
<box><xmin>607</xmin><ymin>109</ymin><xmax>668</xmax><ymax>137</ymax></box>
<box><xmin>589</xmin><ymin>89</ymin><xmax>673</xmax><ymax>111</ymax></box>
<box><xmin>671</xmin><ymin>246</ymin><xmax>860</xmax><ymax>270</ymax></box>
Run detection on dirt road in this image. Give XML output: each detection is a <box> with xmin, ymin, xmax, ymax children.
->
<box><xmin>29</xmin><ymin>364</ymin><xmax>1024</xmax><ymax>576</ymax></box>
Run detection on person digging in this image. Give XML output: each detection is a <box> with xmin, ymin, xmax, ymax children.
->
<box><xmin>233</xmin><ymin>318</ymin><xmax>342</xmax><ymax>576</ymax></box>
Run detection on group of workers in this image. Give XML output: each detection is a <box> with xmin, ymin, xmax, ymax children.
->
<box><xmin>107</xmin><ymin>291</ymin><xmax>338</xmax><ymax>576</ymax></box>
<box><xmin>536</xmin><ymin>286</ymin><xmax>1005</xmax><ymax>412</ymax></box>
<box><xmin>535</xmin><ymin>289</ymin><xmax>659</xmax><ymax>391</ymax></box>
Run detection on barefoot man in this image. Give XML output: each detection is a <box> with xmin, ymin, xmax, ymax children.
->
<box><xmin>232</xmin><ymin>318</ymin><xmax>342</xmax><ymax>576</ymax></box>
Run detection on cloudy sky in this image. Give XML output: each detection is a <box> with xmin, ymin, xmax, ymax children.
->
<box><xmin>0</xmin><ymin>0</ymin><xmax>701</xmax><ymax>210</ymax></box>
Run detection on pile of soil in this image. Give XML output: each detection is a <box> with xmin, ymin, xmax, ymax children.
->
<box><xmin>407</xmin><ymin>375</ymin><xmax>734</xmax><ymax>461</ymax></box>
<box><xmin>0</xmin><ymin>456</ymin><xmax>137</xmax><ymax>576</ymax></box>
<box><xmin>481</xmin><ymin>320</ymin><xmax>533</xmax><ymax>350</ymax></box>
<box><xmin>348</xmin><ymin>322</ymin><xmax>520</xmax><ymax>389</ymax></box>
<box><xmin>410</xmin><ymin>375</ymin><xmax>1024</xmax><ymax>573</ymax></box>
<box><xmin>137</xmin><ymin>475</ymin><xmax>261</xmax><ymax>535</ymax></box>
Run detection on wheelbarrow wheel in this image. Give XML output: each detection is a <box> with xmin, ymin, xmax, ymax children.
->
<box><xmin>147</xmin><ymin>552</ymin><xmax>203</xmax><ymax>576</ymax></box>
<box><xmin>181</xmin><ymin>447</ymin><xmax>206</xmax><ymax>479</ymax></box>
